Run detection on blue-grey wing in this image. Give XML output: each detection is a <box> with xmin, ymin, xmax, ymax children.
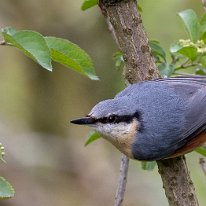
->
<box><xmin>129</xmin><ymin>76</ymin><xmax>206</xmax><ymax>160</ymax></box>
<box><xmin>160</xmin><ymin>76</ymin><xmax>206</xmax><ymax>142</ymax></box>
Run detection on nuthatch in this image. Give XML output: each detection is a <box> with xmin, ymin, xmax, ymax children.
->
<box><xmin>71</xmin><ymin>76</ymin><xmax>206</xmax><ymax>161</ymax></box>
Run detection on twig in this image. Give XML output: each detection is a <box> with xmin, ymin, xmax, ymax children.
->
<box><xmin>0</xmin><ymin>40</ymin><xmax>6</xmax><ymax>45</ymax></box>
<box><xmin>0</xmin><ymin>41</ymin><xmax>12</xmax><ymax>46</ymax></box>
<box><xmin>114</xmin><ymin>155</ymin><xmax>129</xmax><ymax>206</ymax></box>
<box><xmin>199</xmin><ymin>158</ymin><xmax>206</xmax><ymax>176</ymax></box>
<box><xmin>202</xmin><ymin>0</ymin><xmax>206</xmax><ymax>11</ymax></box>
<box><xmin>175</xmin><ymin>62</ymin><xmax>200</xmax><ymax>71</ymax></box>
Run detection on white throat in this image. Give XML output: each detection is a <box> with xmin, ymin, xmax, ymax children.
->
<box><xmin>90</xmin><ymin>119</ymin><xmax>138</xmax><ymax>158</ymax></box>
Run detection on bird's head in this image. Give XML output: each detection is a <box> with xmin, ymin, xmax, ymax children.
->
<box><xmin>71</xmin><ymin>98</ymin><xmax>141</xmax><ymax>157</ymax></box>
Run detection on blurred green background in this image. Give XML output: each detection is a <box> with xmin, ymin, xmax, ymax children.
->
<box><xmin>0</xmin><ymin>0</ymin><xmax>206</xmax><ymax>205</ymax></box>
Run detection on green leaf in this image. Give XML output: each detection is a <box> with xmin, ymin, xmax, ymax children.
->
<box><xmin>141</xmin><ymin>161</ymin><xmax>156</xmax><ymax>171</ymax></box>
<box><xmin>170</xmin><ymin>43</ymin><xmax>197</xmax><ymax>61</ymax></box>
<box><xmin>158</xmin><ymin>63</ymin><xmax>175</xmax><ymax>78</ymax></box>
<box><xmin>200</xmin><ymin>13</ymin><xmax>206</xmax><ymax>35</ymax></box>
<box><xmin>195</xmin><ymin>147</ymin><xmax>206</xmax><ymax>156</ymax></box>
<box><xmin>195</xmin><ymin>68</ymin><xmax>206</xmax><ymax>75</ymax></box>
<box><xmin>0</xmin><ymin>143</ymin><xmax>5</xmax><ymax>162</ymax></box>
<box><xmin>81</xmin><ymin>0</ymin><xmax>98</xmax><ymax>11</ymax></box>
<box><xmin>170</xmin><ymin>42</ymin><xmax>184</xmax><ymax>53</ymax></box>
<box><xmin>0</xmin><ymin>177</ymin><xmax>15</xmax><ymax>199</ymax></box>
<box><xmin>85</xmin><ymin>131</ymin><xmax>101</xmax><ymax>146</ymax></box>
<box><xmin>149</xmin><ymin>40</ymin><xmax>166</xmax><ymax>62</ymax></box>
<box><xmin>178</xmin><ymin>9</ymin><xmax>200</xmax><ymax>42</ymax></box>
<box><xmin>177</xmin><ymin>46</ymin><xmax>197</xmax><ymax>61</ymax></box>
<box><xmin>137</xmin><ymin>3</ymin><xmax>143</xmax><ymax>12</ymax></box>
<box><xmin>1</xmin><ymin>27</ymin><xmax>52</xmax><ymax>71</ymax></box>
<box><xmin>113</xmin><ymin>51</ymin><xmax>124</xmax><ymax>69</ymax></box>
<box><xmin>45</xmin><ymin>37</ymin><xmax>98</xmax><ymax>80</ymax></box>
<box><xmin>200</xmin><ymin>55</ymin><xmax>206</xmax><ymax>67</ymax></box>
<box><xmin>200</xmin><ymin>14</ymin><xmax>206</xmax><ymax>42</ymax></box>
<box><xmin>200</xmin><ymin>13</ymin><xmax>206</xmax><ymax>26</ymax></box>
<box><xmin>201</xmin><ymin>32</ymin><xmax>206</xmax><ymax>43</ymax></box>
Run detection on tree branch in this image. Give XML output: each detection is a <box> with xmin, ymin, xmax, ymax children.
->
<box><xmin>98</xmin><ymin>0</ymin><xmax>199</xmax><ymax>206</ymax></box>
<box><xmin>0</xmin><ymin>41</ymin><xmax>6</xmax><ymax>45</ymax></box>
<box><xmin>0</xmin><ymin>41</ymin><xmax>12</xmax><ymax>46</ymax></box>
<box><xmin>99</xmin><ymin>0</ymin><xmax>160</xmax><ymax>83</ymax></box>
<box><xmin>157</xmin><ymin>157</ymin><xmax>198</xmax><ymax>206</ymax></box>
<box><xmin>114</xmin><ymin>155</ymin><xmax>129</xmax><ymax>206</ymax></box>
<box><xmin>201</xmin><ymin>0</ymin><xmax>206</xmax><ymax>11</ymax></box>
<box><xmin>199</xmin><ymin>157</ymin><xmax>206</xmax><ymax>176</ymax></box>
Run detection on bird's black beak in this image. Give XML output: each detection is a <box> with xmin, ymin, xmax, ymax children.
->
<box><xmin>70</xmin><ymin>117</ymin><xmax>96</xmax><ymax>125</ymax></box>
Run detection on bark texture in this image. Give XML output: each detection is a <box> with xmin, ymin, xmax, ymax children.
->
<box><xmin>98</xmin><ymin>0</ymin><xmax>199</xmax><ymax>206</ymax></box>
<box><xmin>199</xmin><ymin>157</ymin><xmax>206</xmax><ymax>176</ymax></box>
<box><xmin>99</xmin><ymin>0</ymin><xmax>160</xmax><ymax>83</ymax></box>
<box><xmin>157</xmin><ymin>157</ymin><xmax>198</xmax><ymax>206</ymax></box>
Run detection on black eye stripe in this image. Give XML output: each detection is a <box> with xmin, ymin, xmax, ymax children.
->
<box><xmin>97</xmin><ymin>111</ymin><xmax>141</xmax><ymax>124</ymax></box>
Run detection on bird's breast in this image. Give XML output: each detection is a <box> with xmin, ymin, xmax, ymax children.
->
<box><xmin>107</xmin><ymin>119</ymin><xmax>138</xmax><ymax>158</ymax></box>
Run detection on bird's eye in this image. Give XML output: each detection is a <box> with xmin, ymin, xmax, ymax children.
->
<box><xmin>108</xmin><ymin>115</ymin><xmax>118</xmax><ymax>123</ymax></box>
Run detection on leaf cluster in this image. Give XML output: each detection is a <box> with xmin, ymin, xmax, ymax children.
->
<box><xmin>1</xmin><ymin>27</ymin><xmax>98</xmax><ymax>80</ymax></box>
